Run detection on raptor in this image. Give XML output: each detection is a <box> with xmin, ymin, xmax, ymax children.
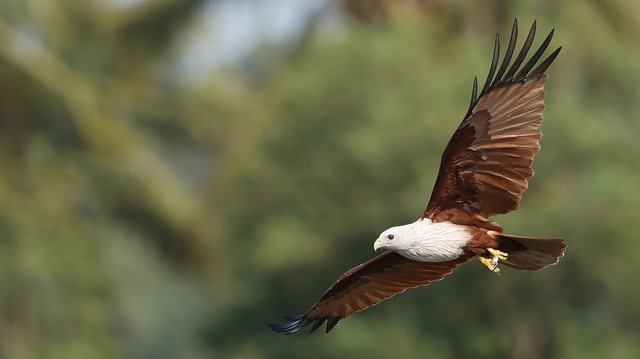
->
<box><xmin>269</xmin><ymin>19</ymin><xmax>565</xmax><ymax>335</ymax></box>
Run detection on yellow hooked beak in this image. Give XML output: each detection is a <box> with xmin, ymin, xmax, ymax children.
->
<box><xmin>373</xmin><ymin>237</ymin><xmax>384</xmax><ymax>251</ymax></box>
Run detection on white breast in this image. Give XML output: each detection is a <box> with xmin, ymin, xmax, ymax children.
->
<box><xmin>393</xmin><ymin>219</ymin><xmax>472</xmax><ymax>262</ymax></box>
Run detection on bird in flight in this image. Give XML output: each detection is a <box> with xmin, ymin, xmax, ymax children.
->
<box><xmin>269</xmin><ymin>19</ymin><xmax>565</xmax><ymax>335</ymax></box>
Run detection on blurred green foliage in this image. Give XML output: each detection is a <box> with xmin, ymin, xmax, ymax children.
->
<box><xmin>1</xmin><ymin>0</ymin><xmax>639</xmax><ymax>358</ymax></box>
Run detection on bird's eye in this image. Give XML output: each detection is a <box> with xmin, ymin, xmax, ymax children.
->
<box><xmin>387</xmin><ymin>234</ymin><xmax>394</xmax><ymax>240</ymax></box>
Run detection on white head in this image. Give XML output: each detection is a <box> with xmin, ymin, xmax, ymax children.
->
<box><xmin>373</xmin><ymin>224</ymin><xmax>416</xmax><ymax>252</ymax></box>
<box><xmin>371</xmin><ymin>219</ymin><xmax>472</xmax><ymax>262</ymax></box>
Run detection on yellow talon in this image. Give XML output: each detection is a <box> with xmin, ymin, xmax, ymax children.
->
<box><xmin>487</xmin><ymin>248</ymin><xmax>508</xmax><ymax>261</ymax></box>
<box><xmin>479</xmin><ymin>248</ymin><xmax>508</xmax><ymax>274</ymax></box>
<box><xmin>479</xmin><ymin>256</ymin><xmax>501</xmax><ymax>273</ymax></box>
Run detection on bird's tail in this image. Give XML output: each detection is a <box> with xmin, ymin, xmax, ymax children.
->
<box><xmin>496</xmin><ymin>234</ymin><xmax>566</xmax><ymax>270</ymax></box>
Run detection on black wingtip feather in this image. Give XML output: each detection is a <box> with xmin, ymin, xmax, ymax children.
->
<box><xmin>283</xmin><ymin>315</ymin><xmax>304</xmax><ymax>321</ymax></box>
<box><xmin>465</xmin><ymin>19</ymin><xmax>560</xmax><ymax>118</ymax></box>
<box><xmin>489</xmin><ymin>18</ymin><xmax>518</xmax><ymax>88</ymax></box>
<box><xmin>308</xmin><ymin>318</ymin><xmax>326</xmax><ymax>333</ymax></box>
<box><xmin>326</xmin><ymin>317</ymin><xmax>340</xmax><ymax>333</ymax></box>
<box><xmin>530</xmin><ymin>46</ymin><xmax>562</xmax><ymax>77</ymax></box>
<box><xmin>269</xmin><ymin>315</ymin><xmax>341</xmax><ymax>335</ymax></box>
<box><xmin>268</xmin><ymin>315</ymin><xmax>307</xmax><ymax>334</ymax></box>
<box><xmin>469</xmin><ymin>77</ymin><xmax>478</xmax><ymax>110</ymax></box>
<box><xmin>502</xmin><ymin>20</ymin><xmax>536</xmax><ymax>82</ymax></box>
<box><xmin>480</xmin><ymin>34</ymin><xmax>500</xmax><ymax>96</ymax></box>
<box><xmin>515</xmin><ymin>28</ymin><xmax>555</xmax><ymax>80</ymax></box>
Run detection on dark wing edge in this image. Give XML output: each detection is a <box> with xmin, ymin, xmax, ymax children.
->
<box><xmin>268</xmin><ymin>251</ymin><xmax>473</xmax><ymax>335</ymax></box>
<box><xmin>423</xmin><ymin>19</ymin><xmax>561</xmax><ymax>220</ymax></box>
<box><xmin>464</xmin><ymin>18</ymin><xmax>561</xmax><ymax>120</ymax></box>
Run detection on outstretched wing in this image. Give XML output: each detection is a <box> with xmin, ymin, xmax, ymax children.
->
<box><xmin>268</xmin><ymin>251</ymin><xmax>473</xmax><ymax>334</ymax></box>
<box><xmin>424</xmin><ymin>19</ymin><xmax>561</xmax><ymax>222</ymax></box>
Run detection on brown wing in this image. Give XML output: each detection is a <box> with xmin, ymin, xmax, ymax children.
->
<box><xmin>424</xmin><ymin>19</ymin><xmax>561</xmax><ymax>222</ymax></box>
<box><xmin>268</xmin><ymin>251</ymin><xmax>473</xmax><ymax>334</ymax></box>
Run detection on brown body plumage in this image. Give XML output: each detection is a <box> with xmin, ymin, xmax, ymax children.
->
<box><xmin>269</xmin><ymin>19</ymin><xmax>565</xmax><ymax>335</ymax></box>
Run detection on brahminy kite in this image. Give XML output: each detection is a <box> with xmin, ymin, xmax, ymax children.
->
<box><xmin>269</xmin><ymin>19</ymin><xmax>565</xmax><ymax>334</ymax></box>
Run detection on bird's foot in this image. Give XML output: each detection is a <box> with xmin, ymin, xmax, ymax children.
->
<box><xmin>479</xmin><ymin>256</ymin><xmax>500</xmax><ymax>274</ymax></box>
<box><xmin>479</xmin><ymin>248</ymin><xmax>508</xmax><ymax>274</ymax></box>
<box><xmin>487</xmin><ymin>248</ymin><xmax>508</xmax><ymax>261</ymax></box>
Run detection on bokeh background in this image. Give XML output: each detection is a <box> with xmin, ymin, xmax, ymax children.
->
<box><xmin>1</xmin><ymin>0</ymin><xmax>639</xmax><ymax>358</ymax></box>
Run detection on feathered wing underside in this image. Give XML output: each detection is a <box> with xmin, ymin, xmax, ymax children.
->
<box><xmin>424</xmin><ymin>19</ymin><xmax>561</xmax><ymax>222</ymax></box>
<box><xmin>269</xmin><ymin>251</ymin><xmax>473</xmax><ymax>334</ymax></box>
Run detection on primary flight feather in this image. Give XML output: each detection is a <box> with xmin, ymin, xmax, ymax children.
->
<box><xmin>269</xmin><ymin>19</ymin><xmax>565</xmax><ymax>335</ymax></box>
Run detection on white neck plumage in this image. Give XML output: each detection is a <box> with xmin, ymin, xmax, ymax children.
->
<box><xmin>377</xmin><ymin>219</ymin><xmax>472</xmax><ymax>262</ymax></box>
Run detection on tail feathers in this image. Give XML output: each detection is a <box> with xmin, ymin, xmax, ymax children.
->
<box><xmin>497</xmin><ymin>234</ymin><xmax>566</xmax><ymax>270</ymax></box>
